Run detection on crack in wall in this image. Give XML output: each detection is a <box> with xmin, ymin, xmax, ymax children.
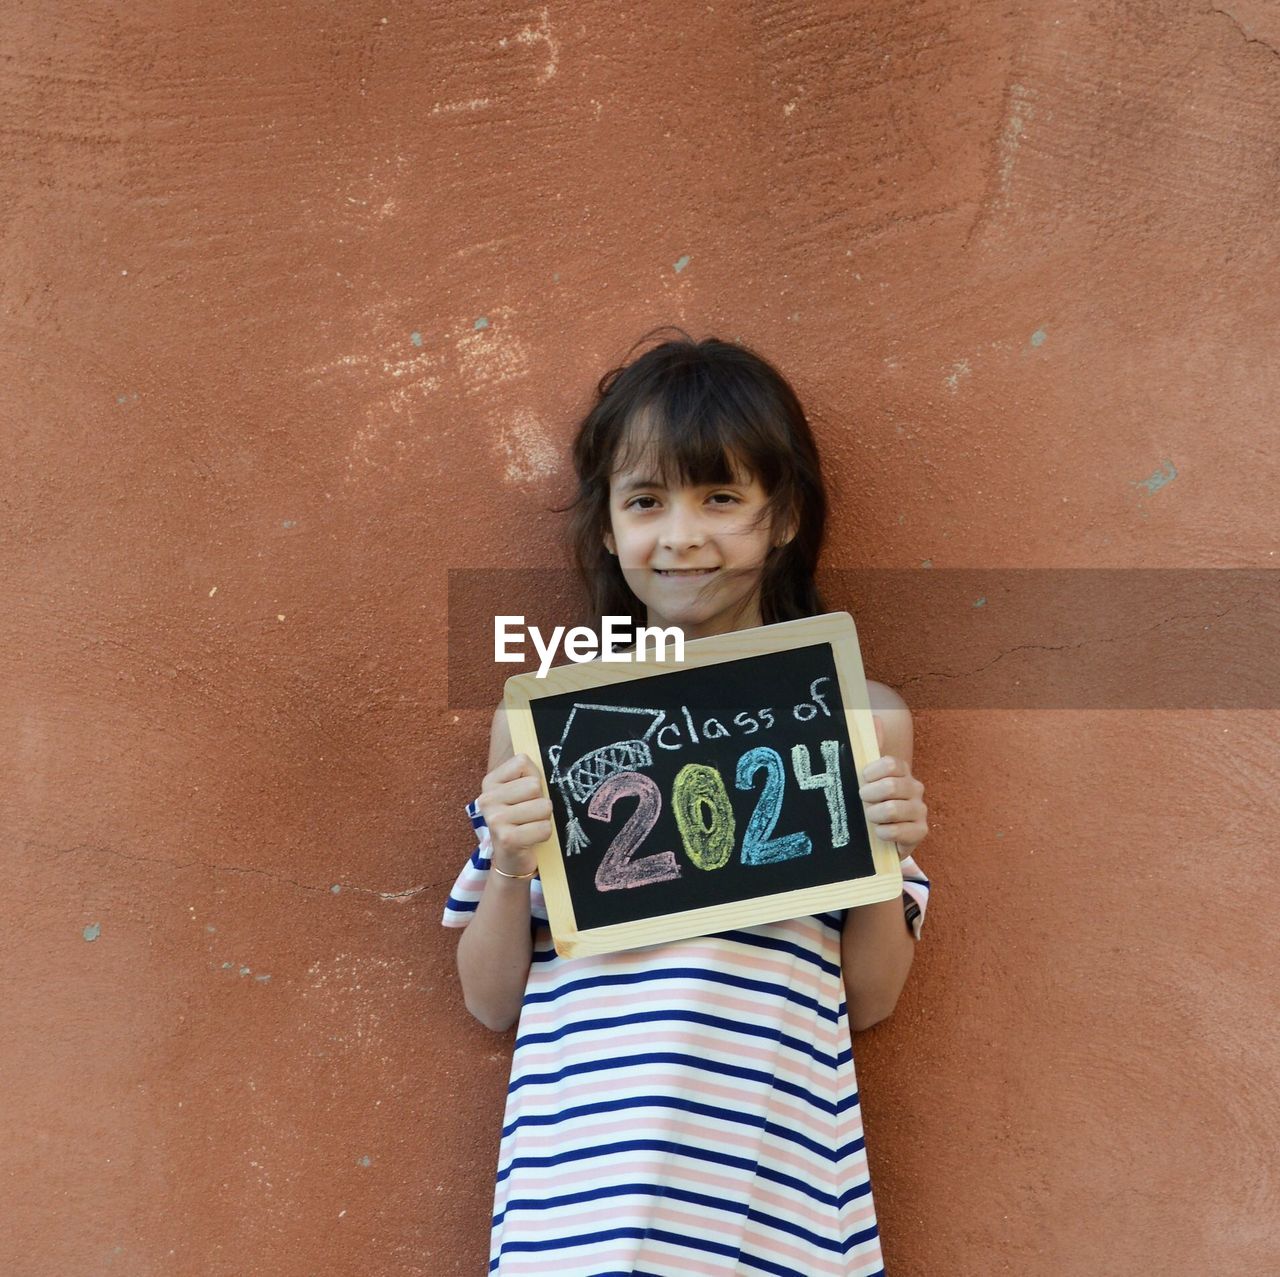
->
<box><xmin>1209</xmin><ymin>6</ymin><xmax>1280</xmax><ymax>61</ymax></box>
<box><xmin>897</xmin><ymin>593</ymin><xmax>1264</xmax><ymax>686</ymax></box>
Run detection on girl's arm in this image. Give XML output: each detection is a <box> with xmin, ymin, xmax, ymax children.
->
<box><xmin>840</xmin><ymin>894</ymin><xmax>917</xmax><ymax>1032</ymax></box>
<box><xmin>455</xmin><ymin>706</ymin><xmax>551</xmax><ymax>1032</ymax></box>
<box><xmin>840</xmin><ymin>687</ymin><xmax>924</xmax><ymax>1030</ymax></box>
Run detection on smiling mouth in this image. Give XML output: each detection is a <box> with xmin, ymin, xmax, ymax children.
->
<box><xmin>654</xmin><ymin>568</ymin><xmax>720</xmax><ymax>576</ymax></box>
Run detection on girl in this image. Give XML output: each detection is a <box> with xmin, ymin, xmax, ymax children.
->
<box><xmin>443</xmin><ymin>328</ymin><xmax>931</xmax><ymax>1277</ymax></box>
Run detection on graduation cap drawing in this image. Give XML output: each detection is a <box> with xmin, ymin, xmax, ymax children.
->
<box><xmin>546</xmin><ymin>702</ymin><xmax>667</xmax><ymax>857</ymax></box>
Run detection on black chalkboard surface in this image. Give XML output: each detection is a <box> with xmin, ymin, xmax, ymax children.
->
<box><xmin>504</xmin><ymin>612</ymin><xmax>904</xmax><ymax>957</ymax></box>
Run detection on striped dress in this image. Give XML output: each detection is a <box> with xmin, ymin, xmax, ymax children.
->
<box><xmin>443</xmin><ymin>798</ymin><xmax>932</xmax><ymax>1276</ymax></box>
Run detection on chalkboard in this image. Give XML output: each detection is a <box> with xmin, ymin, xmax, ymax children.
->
<box><xmin>503</xmin><ymin>612</ymin><xmax>904</xmax><ymax>957</ymax></box>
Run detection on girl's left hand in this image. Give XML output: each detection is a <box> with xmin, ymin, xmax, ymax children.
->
<box><xmin>857</xmin><ymin>715</ymin><xmax>929</xmax><ymax>860</ymax></box>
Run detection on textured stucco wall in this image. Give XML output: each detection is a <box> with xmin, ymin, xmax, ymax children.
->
<box><xmin>4</xmin><ymin>2</ymin><xmax>1277</xmax><ymax>1274</ymax></box>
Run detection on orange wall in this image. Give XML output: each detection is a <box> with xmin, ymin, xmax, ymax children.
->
<box><xmin>4</xmin><ymin>3</ymin><xmax>1277</xmax><ymax>1274</ymax></box>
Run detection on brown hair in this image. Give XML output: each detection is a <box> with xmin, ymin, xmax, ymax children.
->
<box><xmin>554</xmin><ymin>326</ymin><xmax>829</xmax><ymax>630</ymax></box>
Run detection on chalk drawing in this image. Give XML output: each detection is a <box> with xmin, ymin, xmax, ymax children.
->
<box><xmin>547</xmin><ymin>702</ymin><xmax>665</xmax><ymax>856</ymax></box>
<box><xmin>498</xmin><ymin>7</ymin><xmax>559</xmax><ymax>83</ymax></box>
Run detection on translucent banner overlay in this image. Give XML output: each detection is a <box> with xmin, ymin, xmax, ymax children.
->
<box><xmin>447</xmin><ymin>568</ymin><xmax>1278</xmax><ymax>710</ymax></box>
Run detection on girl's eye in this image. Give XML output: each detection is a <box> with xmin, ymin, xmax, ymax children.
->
<box><xmin>625</xmin><ymin>492</ymin><xmax>741</xmax><ymax>511</ymax></box>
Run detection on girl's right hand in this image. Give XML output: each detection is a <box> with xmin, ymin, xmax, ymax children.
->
<box><xmin>476</xmin><ymin>753</ymin><xmax>554</xmax><ymax>878</ymax></box>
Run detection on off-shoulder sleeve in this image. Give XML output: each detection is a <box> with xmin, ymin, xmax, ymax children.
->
<box><xmin>441</xmin><ymin>798</ymin><xmax>548</xmax><ymax>928</ymax></box>
<box><xmin>899</xmin><ymin>853</ymin><xmax>931</xmax><ymax>940</ymax></box>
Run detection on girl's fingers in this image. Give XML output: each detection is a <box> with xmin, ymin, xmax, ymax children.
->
<box><xmin>477</xmin><ymin>768</ymin><xmax>548</xmax><ymax>830</ymax></box>
<box><xmin>859</xmin><ymin>755</ymin><xmax>905</xmax><ymax>785</ymax></box>
<box><xmin>488</xmin><ymin>773</ymin><xmax>547</xmax><ymax>808</ymax></box>
<box><xmin>484</xmin><ymin>752</ymin><xmax>539</xmax><ymax>788</ymax></box>
<box><xmin>506</xmin><ymin>796</ymin><xmax>554</xmax><ymax>824</ymax></box>
<box><xmin>858</xmin><ymin>776</ymin><xmax>911</xmax><ymax>803</ymax></box>
<box><xmin>873</xmin><ymin>821</ymin><xmax>925</xmax><ymax>846</ymax></box>
<box><xmin>485</xmin><ymin>798</ymin><xmax>553</xmax><ymax>847</ymax></box>
<box><xmin>865</xmin><ymin>799</ymin><xmax>911</xmax><ymax>823</ymax></box>
<box><xmin>503</xmin><ymin>818</ymin><xmax>553</xmax><ymax>848</ymax></box>
<box><xmin>857</xmin><ymin>765</ymin><xmax>926</xmax><ymax>851</ymax></box>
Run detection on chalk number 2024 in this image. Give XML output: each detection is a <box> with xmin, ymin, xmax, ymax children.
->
<box><xmin>590</xmin><ymin>740</ymin><xmax>852</xmax><ymax>892</ymax></box>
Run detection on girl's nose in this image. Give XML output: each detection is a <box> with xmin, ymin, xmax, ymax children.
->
<box><xmin>660</xmin><ymin>507</ymin><xmax>706</xmax><ymax>551</ymax></box>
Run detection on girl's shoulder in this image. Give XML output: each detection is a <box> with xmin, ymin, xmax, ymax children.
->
<box><xmin>865</xmin><ymin>679</ymin><xmax>914</xmax><ymax>763</ymax></box>
<box><xmin>865</xmin><ymin>678</ymin><xmax>909</xmax><ymax>712</ymax></box>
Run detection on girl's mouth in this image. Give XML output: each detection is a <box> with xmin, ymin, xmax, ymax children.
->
<box><xmin>654</xmin><ymin>568</ymin><xmax>719</xmax><ymax>576</ymax></box>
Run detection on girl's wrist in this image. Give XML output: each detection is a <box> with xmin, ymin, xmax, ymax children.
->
<box><xmin>491</xmin><ymin>859</ymin><xmax>537</xmax><ymax>882</ymax></box>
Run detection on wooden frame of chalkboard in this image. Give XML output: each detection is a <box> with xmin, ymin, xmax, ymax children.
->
<box><xmin>503</xmin><ymin>611</ymin><xmax>904</xmax><ymax>958</ymax></box>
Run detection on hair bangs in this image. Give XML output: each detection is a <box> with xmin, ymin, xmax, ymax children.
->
<box><xmin>614</xmin><ymin>367</ymin><xmax>783</xmax><ymax>499</ymax></box>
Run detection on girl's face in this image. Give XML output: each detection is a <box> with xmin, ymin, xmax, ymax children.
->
<box><xmin>603</xmin><ymin>451</ymin><xmax>793</xmax><ymax>640</ymax></box>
